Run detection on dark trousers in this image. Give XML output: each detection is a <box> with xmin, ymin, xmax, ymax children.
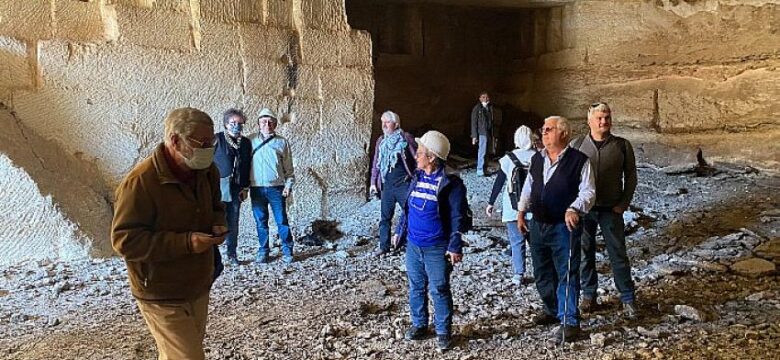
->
<box><xmin>530</xmin><ymin>220</ymin><xmax>582</xmax><ymax>326</ymax></box>
<box><xmin>378</xmin><ymin>182</ymin><xmax>410</xmax><ymax>251</ymax></box>
<box><xmin>580</xmin><ymin>209</ymin><xmax>636</xmax><ymax>303</ymax></box>
<box><xmin>223</xmin><ymin>184</ymin><xmax>243</xmax><ymax>258</ymax></box>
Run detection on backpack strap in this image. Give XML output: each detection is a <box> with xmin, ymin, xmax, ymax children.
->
<box><xmin>251</xmin><ymin>135</ymin><xmax>276</xmax><ymax>158</ymax></box>
<box><xmin>506</xmin><ymin>152</ymin><xmax>523</xmax><ymax>168</ymax></box>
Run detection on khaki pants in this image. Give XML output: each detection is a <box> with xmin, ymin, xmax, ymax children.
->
<box><xmin>136</xmin><ymin>292</ymin><xmax>210</xmax><ymax>360</ymax></box>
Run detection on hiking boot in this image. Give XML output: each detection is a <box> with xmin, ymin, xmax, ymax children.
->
<box><xmin>372</xmin><ymin>247</ymin><xmax>390</xmax><ymax>258</ymax></box>
<box><xmin>404</xmin><ymin>326</ymin><xmax>427</xmax><ymax>341</ymax></box>
<box><xmin>502</xmin><ymin>247</ymin><xmax>512</xmax><ymax>257</ymax></box>
<box><xmin>532</xmin><ymin>311</ymin><xmax>559</xmax><ymax>326</ymax></box>
<box><xmin>225</xmin><ymin>256</ymin><xmax>240</xmax><ymax>266</ymax></box>
<box><xmin>512</xmin><ymin>274</ymin><xmax>534</xmax><ymax>286</ymax></box>
<box><xmin>255</xmin><ymin>254</ymin><xmax>269</xmax><ymax>264</ymax></box>
<box><xmin>436</xmin><ymin>334</ymin><xmax>453</xmax><ymax>352</ymax></box>
<box><xmin>623</xmin><ymin>301</ymin><xmax>638</xmax><ymax>320</ymax></box>
<box><xmin>579</xmin><ymin>296</ymin><xmax>597</xmax><ymax>314</ymax></box>
<box><xmin>549</xmin><ymin>324</ymin><xmax>581</xmax><ymax>344</ymax></box>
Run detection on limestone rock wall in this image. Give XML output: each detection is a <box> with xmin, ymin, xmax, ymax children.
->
<box><xmin>0</xmin><ymin>0</ymin><xmax>374</xmax><ymax>265</ymax></box>
<box><xmin>527</xmin><ymin>0</ymin><xmax>780</xmax><ymax>168</ymax></box>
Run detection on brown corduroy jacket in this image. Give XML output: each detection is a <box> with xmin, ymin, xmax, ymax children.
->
<box><xmin>111</xmin><ymin>143</ymin><xmax>226</xmax><ymax>301</ymax></box>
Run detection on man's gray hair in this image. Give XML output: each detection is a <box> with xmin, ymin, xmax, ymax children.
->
<box><xmin>381</xmin><ymin>110</ymin><xmax>400</xmax><ymax>125</ymax></box>
<box><xmin>587</xmin><ymin>101</ymin><xmax>611</xmax><ymax>118</ymax></box>
<box><xmin>164</xmin><ymin>107</ymin><xmax>213</xmax><ymax>144</ymax></box>
<box><xmin>545</xmin><ymin>115</ymin><xmax>571</xmax><ymax>142</ymax></box>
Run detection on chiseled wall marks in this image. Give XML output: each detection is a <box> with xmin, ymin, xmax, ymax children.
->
<box><xmin>0</xmin><ymin>0</ymin><xmax>374</xmax><ymax>265</ymax></box>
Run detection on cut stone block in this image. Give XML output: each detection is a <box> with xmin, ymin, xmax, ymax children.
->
<box><xmin>200</xmin><ymin>0</ymin><xmax>263</xmax><ymax>24</ymax></box>
<box><xmin>54</xmin><ymin>0</ymin><xmax>119</xmax><ymax>43</ymax></box>
<box><xmin>0</xmin><ymin>0</ymin><xmax>54</xmax><ymax>41</ymax></box>
<box><xmin>0</xmin><ymin>36</ymin><xmax>33</xmax><ymax>89</ymax></box>
<box><xmin>302</xmin><ymin>0</ymin><xmax>347</xmax><ymax>31</ymax></box>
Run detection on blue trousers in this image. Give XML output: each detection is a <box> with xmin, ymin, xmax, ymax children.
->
<box><xmin>529</xmin><ymin>220</ymin><xmax>582</xmax><ymax>326</ymax></box>
<box><xmin>477</xmin><ymin>135</ymin><xmax>488</xmax><ymax>175</ymax></box>
<box><xmin>580</xmin><ymin>209</ymin><xmax>636</xmax><ymax>303</ymax></box>
<box><xmin>250</xmin><ymin>186</ymin><xmax>293</xmax><ymax>257</ymax></box>
<box><xmin>406</xmin><ymin>242</ymin><xmax>453</xmax><ymax>335</ymax></box>
<box><xmin>506</xmin><ymin>221</ymin><xmax>527</xmax><ymax>275</ymax></box>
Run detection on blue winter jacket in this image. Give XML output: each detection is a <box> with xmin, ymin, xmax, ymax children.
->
<box><xmin>395</xmin><ymin>169</ymin><xmax>469</xmax><ymax>254</ymax></box>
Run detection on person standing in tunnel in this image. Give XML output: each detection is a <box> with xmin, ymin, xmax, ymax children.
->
<box><xmin>214</xmin><ymin>108</ymin><xmax>252</xmax><ymax>266</ymax></box>
<box><xmin>570</xmin><ymin>102</ymin><xmax>639</xmax><ymax>319</ymax></box>
<box><xmin>249</xmin><ymin>108</ymin><xmax>296</xmax><ymax>264</ymax></box>
<box><xmin>369</xmin><ymin>110</ymin><xmax>417</xmax><ymax>257</ymax></box>
<box><xmin>111</xmin><ymin>107</ymin><xmax>227</xmax><ymax>360</ymax></box>
<box><xmin>392</xmin><ymin>130</ymin><xmax>468</xmax><ymax>352</ymax></box>
<box><xmin>517</xmin><ymin>116</ymin><xmax>595</xmax><ymax>344</ymax></box>
<box><xmin>471</xmin><ymin>91</ymin><xmax>503</xmax><ymax>176</ymax></box>
<box><xmin>486</xmin><ymin>125</ymin><xmax>536</xmax><ymax>285</ymax></box>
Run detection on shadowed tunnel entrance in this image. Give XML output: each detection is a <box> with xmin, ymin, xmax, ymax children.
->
<box><xmin>346</xmin><ymin>0</ymin><xmax>562</xmax><ymax>157</ymax></box>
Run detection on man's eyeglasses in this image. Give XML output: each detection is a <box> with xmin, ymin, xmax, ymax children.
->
<box><xmin>590</xmin><ymin>101</ymin><xmax>608</xmax><ymax>108</ymax></box>
<box><xmin>187</xmin><ymin>136</ymin><xmax>217</xmax><ymax>148</ymax></box>
<box><xmin>540</xmin><ymin>126</ymin><xmax>558</xmax><ymax>134</ymax></box>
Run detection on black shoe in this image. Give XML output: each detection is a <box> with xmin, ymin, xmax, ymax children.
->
<box><xmin>436</xmin><ymin>334</ymin><xmax>453</xmax><ymax>351</ymax></box>
<box><xmin>579</xmin><ymin>296</ymin><xmax>597</xmax><ymax>314</ymax></box>
<box><xmin>532</xmin><ymin>312</ymin><xmax>559</xmax><ymax>326</ymax></box>
<box><xmin>404</xmin><ymin>326</ymin><xmax>427</xmax><ymax>341</ymax></box>
<box><xmin>623</xmin><ymin>301</ymin><xmax>638</xmax><ymax>320</ymax></box>
<box><xmin>550</xmin><ymin>324</ymin><xmax>580</xmax><ymax>344</ymax></box>
<box><xmin>372</xmin><ymin>248</ymin><xmax>389</xmax><ymax>258</ymax></box>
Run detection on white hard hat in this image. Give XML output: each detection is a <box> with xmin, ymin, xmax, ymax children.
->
<box><xmin>415</xmin><ymin>131</ymin><xmax>451</xmax><ymax>161</ymax></box>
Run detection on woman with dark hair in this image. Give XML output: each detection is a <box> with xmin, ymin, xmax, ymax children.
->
<box><xmin>214</xmin><ymin>108</ymin><xmax>252</xmax><ymax>265</ymax></box>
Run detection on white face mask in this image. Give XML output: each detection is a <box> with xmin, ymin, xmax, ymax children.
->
<box><xmin>183</xmin><ymin>145</ymin><xmax>215</xmax><ymax>170</ymax></box>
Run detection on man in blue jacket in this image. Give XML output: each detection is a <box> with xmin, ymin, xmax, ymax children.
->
<box><xmin>393</xmin><ymin>130</ymin><xmax>469</xmax><ymax>352</ymax></box>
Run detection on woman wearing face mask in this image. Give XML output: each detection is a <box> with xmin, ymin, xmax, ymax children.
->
<box><xmin>214</xmin><ymin>108</ymin><xmax>252</xmax><ymax>266</ymax></box>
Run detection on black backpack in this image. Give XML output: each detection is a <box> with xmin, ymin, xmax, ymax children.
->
<box><xmin>506</xmin><ymin>152</ymin><xmax>528</xmax><ymax>211</ymax></box>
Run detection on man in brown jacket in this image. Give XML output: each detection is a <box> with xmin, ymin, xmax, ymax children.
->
<box><xmin>111</xmin><ymin>107</ymin><xmax>227</xmax><ymax>360</ymax></box>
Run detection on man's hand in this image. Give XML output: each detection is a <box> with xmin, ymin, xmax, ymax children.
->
<box><xmin>282</xmin><ymin>187</ymin><xmax>290</xmax><ymax>197</ymax></box>
<box><xmin>239</xmin><ymin>189</ymin><xmax>249</xmax><ymax>202</ymax></box>
<box><xmin>517</xmin><ymin>212</ymin><xmax>528</xmax><ymax>233</ymax></box>
<box><xmin>391</xmin><ymin>234</ymin><xmax>400</xmax><ymax>249</ymax></box>
<box><xmin>369</xmin><ymin>185</ymin><xmax>378</xmax><ymax>199</ymax></box>
<box><xmin>612</xmin><ymin>205</ymin><xmax>627</xmax><ymax>214</ymax></box>
<box><xmin>485</xmin><ymin>205</ymin><xmax>494</xmax><ymax>217</ymax></box>
<box><xmin>472</xmin><ymin>138</ymin><xmax>477</xmax><ymax>145</ymax></box>
<box><xmin>447</xmin><ymin>251</ymin><xmax>463</xmax><ymax>264</ymax></box>
<box><xmin>565</xmin><ymin>210</ymin><xmax>580</xmax><ymax>231</ymax></box>
<box><xmin>190</xmin><ymin>232</ymin><xmax>221</xmax><ymax>253</ymax></box>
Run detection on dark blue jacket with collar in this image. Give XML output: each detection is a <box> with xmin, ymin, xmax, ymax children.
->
<box><xmin>395</xmin><ymin>169</ymin><xmax>469</xmax><ymax>254</ymax></box>
<box><xmin>214</xmin><ymin>132</ymin><xmax>252</xmax><ymax>188</ymax></box>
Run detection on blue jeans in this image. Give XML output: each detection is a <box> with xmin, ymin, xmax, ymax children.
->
<box><xmin>506</xmin><ymin>221</ymin><xmax>526</xmax><ymax>275</ymax></box>
<box><xmin>223</xmin><ymin>184</ymin><xmax>243</xmax><ymax>258</ymax></box>
<box><xmin>379</xmin><ymin>182</ymin><xmax>410</xmax><ymax>251</ymax></box>
<box><xmin>250</xmin><ymin>186</ymin><xmax>292</xmax><ymax>257</ymax></box>
<box><xmin>580</xmin><ymin>209</ymin><xmax>636</xmax><ymax>303</ymax></box>
<box><xmin>406</xmin><ymin>242</ymin><xmax>453</xmax><ymax>335</ymax></box>
<box><xmin>529</xmin><ymin>220</ymin><xmax>582</xmax><ymax>326</ymax></box>
<box><xmin>477</xmin><ymin>135</ymin><xmax>488</xmax><ymax>175</ymax></box>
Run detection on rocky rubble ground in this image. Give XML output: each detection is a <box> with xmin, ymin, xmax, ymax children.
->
<box><xmin>0</xmin><ymin>164</ymin><xmax>778</xmax><ymax>360</ymax></box>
